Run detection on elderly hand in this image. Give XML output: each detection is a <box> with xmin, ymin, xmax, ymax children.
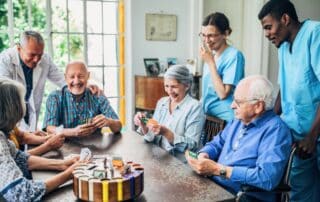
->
<box><xmin>147</xmin><ymin>123</ymin><xmax>162</xmax><ymax>135</ymax></box>
<box><xmin>74</xmin><ymin>123</ymin><xmax>96</xmax><ymax>137</ymax></box>
<box><xmin>134</xmin><ymin>112</ymin><xmax>149</xmax><ymax>134</ymax></box>
<box><xmin>33</xmin><ymin>130</ymin><xmax>48</xmax><ymax>137</ymax></box>
<box><xmin>185</xmin><ymin>151</ymin><xmax>219</xmax><ymax>176</ymax></box>
<box><xmin>92</xmin><ymin>114</ymin><xmax>111</xmax><ymax>128</ymax></box>
<box><xmin>296</xmin><ymin>134</ymin><xmax>317</xmax><ymax>159</ymax></box>
<box><xmin>134</xmin><ymin>112</ymin><xmax>146</xmax><ymax>127</ymax></box>
<box><xmin>45</xmin><ymin>134</ymin><xmax>65</xmax><ymax>150</ymax></box>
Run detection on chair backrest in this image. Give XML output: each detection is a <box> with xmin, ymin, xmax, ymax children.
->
<box><xmin>236</xmin><ymin>146</ymin><xmax>297</xmax><ymax>202</ymax></box>
<box><xmin>203</xmin><ymin>115</ymin><xmax>225</xmax><ymax>143</ymax></box>
<box><xmin>281</xmin><ymin>145</ymin><xmax>297</xmax><ymax>186</ymax></box>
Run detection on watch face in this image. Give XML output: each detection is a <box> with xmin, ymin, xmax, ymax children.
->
<box><xmin>219</xmin><ymin>167</ymin><xmax>226</xmax><ymax>177</ymax></box>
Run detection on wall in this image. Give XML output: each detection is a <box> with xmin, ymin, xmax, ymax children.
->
<box><xmin>131</xmin><ymin>0</ymin><xmax>193</xmax><ymax>76</ymax></box>
<box><xmin>126</xmin><ymin>0</ymin><xmax>199</xmax><ymax>129</ymax></box>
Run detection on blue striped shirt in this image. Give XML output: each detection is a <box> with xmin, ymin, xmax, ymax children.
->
<box><xmin>43</xmin><ymin>86</ymin><xmax>118</xmax><ymax>129</ymax></box>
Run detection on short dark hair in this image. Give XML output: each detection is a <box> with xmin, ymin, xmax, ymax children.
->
<box><xmin>0</xmin><ymin>79</ymin><xmax>25</xmax><ymax>134</ymax></box>
<box><xmin>202</xmin><ymin>12</ymin><xmax>232</xmax><ymax>35</ymax></box>
<box><xmin>258</xmin><ymin>0</ymin><xmax>298</xmax><ymax>21</ymax></box>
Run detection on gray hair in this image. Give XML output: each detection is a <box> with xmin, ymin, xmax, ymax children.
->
<box><xmin>20</xmin><ymin>30</ymin><xmax>44</xmax><ymax>47</ymax></box>
<box><xmin>164</xmin><ymin>65</ymin><xmax>193</xmax><ymax>87</ymax></box>
<box><xmin>239</xmin><ymin>75</ymin><xmax>274</xmax><ymax>110</ymax></box>
<box><xmin>0</xmin><ymin>79</ymin><xmax>26</xmax><ymax>134</ymax></box>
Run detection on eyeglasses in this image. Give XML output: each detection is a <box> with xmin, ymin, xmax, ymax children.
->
<box><xmin>198</xmin><ymin>32</ymin><xmax>221</xmax><ymax>40</ymax></box>
<box><xmin>233</xmin><ymin>98</ymin><xmax>260</xmax><ymax>108</ymax></box>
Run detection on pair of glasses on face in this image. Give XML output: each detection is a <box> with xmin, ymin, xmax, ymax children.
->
<box><xmin>233</xmin><ymin>98</ymin><xmax>260</xmax><ymax>108</ymax></box>
<box><xmin>198</xmin><ymin>32</ymin><xmax>221</xmax><ymax>40</ymax></box>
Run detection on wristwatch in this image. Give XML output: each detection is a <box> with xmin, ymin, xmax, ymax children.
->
<box><xmin>219</xmin><ymin>166</ymin><xmax>227</xmax><ymax>178</ymax></box>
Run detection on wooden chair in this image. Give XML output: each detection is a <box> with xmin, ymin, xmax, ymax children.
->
<box><xmin>202</xmin><ymin>115</ymin><xmax>226</xmax><ymax>145</ymax></box>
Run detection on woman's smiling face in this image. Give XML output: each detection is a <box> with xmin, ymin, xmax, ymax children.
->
<box><xmin>164</xmin><ymin>78</ymin><xmax>188</xmax><ymax>103</ymax></box>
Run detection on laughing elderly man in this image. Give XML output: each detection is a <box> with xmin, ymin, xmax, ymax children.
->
<box><xmin>43</xmin><ymin>61</ymin><xmax>121</xmax><ymax>147</ymax></box>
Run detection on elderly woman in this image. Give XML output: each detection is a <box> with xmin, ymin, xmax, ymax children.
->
<box><xmin>134</xmin><ymin>65</ymin><xmax>205</xmax><ymax>152</ymax></box>
<box><xmin>0</xmin><ymin>78</ymin><xmax>79</xmax><ymax>201</ymax></box>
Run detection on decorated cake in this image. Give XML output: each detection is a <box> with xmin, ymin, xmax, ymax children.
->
<box><xmin>72</xmin><ymin>155</ymin><xmax>144</xmax><ymax>202</ymax></box>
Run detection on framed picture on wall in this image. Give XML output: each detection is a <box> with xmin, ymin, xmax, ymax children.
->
<box><xmin>144</xmin><ymin>58</ymin><xmax>160</xmax><ymax>76</ymax></box>
<box><xmin>145</xmin><ymin>13</ymin><xmax>177</xmax><ymax>41</ymax></box>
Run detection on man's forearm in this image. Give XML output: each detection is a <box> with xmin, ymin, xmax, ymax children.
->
<box><xmin>109</xmin><ymin>120</ymin><xmax>122</xmax><ymax>133</ymax></box>
<box><xmin>47</xmin><ymin>125</ymin><xmax>76</xmax><ymax>137</ymax></box>
<box><xmin>309</xmin><ymin>105</ymin><xmax>320</xmax><ymax>140</ymax></box>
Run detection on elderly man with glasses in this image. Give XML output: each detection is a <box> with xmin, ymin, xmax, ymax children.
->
<box><xmin>186</xmin><ymin>75</ymin><xmax>292</xmax><ymax>201</ymax></box>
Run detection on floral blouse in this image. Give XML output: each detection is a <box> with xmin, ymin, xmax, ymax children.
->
<box><xmin>0</xmin><ymin>131</ymin><xmax>46</xmax><ymax>202</ymax></box>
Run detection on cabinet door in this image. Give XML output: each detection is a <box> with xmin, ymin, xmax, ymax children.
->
<box><xmin>135</xmin><ymin>76</ymin><xmax>167</xmax><ymax>111</ymax></box>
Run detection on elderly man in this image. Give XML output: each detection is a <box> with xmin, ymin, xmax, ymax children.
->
<box><xmin>186</xmin><ymin>75</ymin><xmax>292</xmax><ymax>201</ymax></box>
<box><xmin>258</xmin><ymin>1</ymin><xmax>320</xmax><ymax>201</ymax></box>
<box><xmin>0</xmin><ymin>30</ymin><xmax>99</xmax><ymax>131</ymax></box>
<box><xmin>43</xmin><ymin>61</ymin><xmax>121</xmax><ymax>145</ymax></box>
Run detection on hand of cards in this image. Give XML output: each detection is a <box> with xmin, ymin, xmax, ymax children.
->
<box><xmin>188</xmin><ymin>150</ymin><xmax>198</xmax><ymax>159</ymax></box>
<box><xmin>141</xmin><ymin>117</ymin><xmax>158</xmax><ymax>126</ymax></box>
<box><xmin>80</xmin><ymin>147</ymin><xmax>92</xmax><ymax>161</ymax></box>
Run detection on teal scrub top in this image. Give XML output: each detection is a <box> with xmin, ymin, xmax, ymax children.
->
<box><xmin>278</xmin><ymin>20</ymin><xmax>320</xmax><ymax>140</ymax></box>
<box><xmin>202</xmin><ymin>46</ymin><xmax>245</xmax><ymax>122</ymax></box>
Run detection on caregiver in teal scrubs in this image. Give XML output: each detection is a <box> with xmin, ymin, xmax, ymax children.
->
<box><xmin>259</xmin><ymin>1</ymin><xmax>320</xmax><ymax>201</ymax></box>
<box><xmin>200</xmin><ymin>12</ymin><xmax>245</xmax><ymax>123</ymax></box>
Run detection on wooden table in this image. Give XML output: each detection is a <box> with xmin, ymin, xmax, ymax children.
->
<box><xmin>33</xmin><ymin>132</ymin><xmax>234</xmax><ymax>202</ymax></box>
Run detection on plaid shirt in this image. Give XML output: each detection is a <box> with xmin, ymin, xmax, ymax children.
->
<box><xmin>43</xmin><ymin>86</ymin><xmax>119</xmax><ymax>129</ymax></box>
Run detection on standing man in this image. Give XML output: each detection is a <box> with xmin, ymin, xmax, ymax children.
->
<box><xmin>0</xmin><ymin>30</ymin><xmax>99</xmax><ymax>131</ymax></box>
<box><xmin>259</xmin><ymin>1</ymin><xmax>320</xmax><ymax>201</ymax></box>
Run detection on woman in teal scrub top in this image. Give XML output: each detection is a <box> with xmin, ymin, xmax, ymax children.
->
<box><xmin>200</xmin><ymin>12</ymin><xmax>245</xmax><ymax>122</ymax></box>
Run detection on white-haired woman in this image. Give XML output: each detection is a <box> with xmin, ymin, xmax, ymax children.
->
<box><xmin>0</xmin><ymin>78</ymin><xmax>80</xmax><ymax>201</ymax></box>
<box><xmin>134</xmin><ymin>65</ymin><xmax>205</xmax><ymax>153</ymax></box>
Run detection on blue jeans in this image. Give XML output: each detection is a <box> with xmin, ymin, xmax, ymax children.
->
<box><xmin>290</xmin><ymin>142</ymin><xmax>320</xmax><ymax>202</ymax></box>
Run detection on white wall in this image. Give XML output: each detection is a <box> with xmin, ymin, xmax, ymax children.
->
<box><xmin>131</xmin><ymin>0</ymin><xmax>194</xmax><ymax>76</ymax></box>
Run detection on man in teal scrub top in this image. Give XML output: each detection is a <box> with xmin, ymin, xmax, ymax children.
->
<box><xmin>259</xmin><ymin>1</ymin><xmax>320</xmax><ymax>202</ymax></box>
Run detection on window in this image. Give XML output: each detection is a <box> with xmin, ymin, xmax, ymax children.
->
<box><xmin>1</xmin><ymin>0</ymin><xmax>125</xmax><ymax>127</ymax></box>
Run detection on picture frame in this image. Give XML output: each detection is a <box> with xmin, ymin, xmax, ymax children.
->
<box><xmin>145</xmin><ymin>13</ymin><xmax>177</xmax><ymax>41</ymax></box>
<box><xmin>167</xmin><ymin>57</ymin><xmax>177</xmax><ymax>68</ymax></box>
<box><xmin>144</xmin><ymin>58</ymin><xmax>160</xmax><ymax>76</ymax></box>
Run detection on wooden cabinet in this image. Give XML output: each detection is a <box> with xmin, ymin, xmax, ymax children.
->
<box><xmin>135</xmin><ymin>75</ymin><xmax>201</xmax><ymax>111</ymax></box>
<box><xmin>135</xmin><ymin>76</ymin><xmax>167</xmax><ymax>111</ymax></box>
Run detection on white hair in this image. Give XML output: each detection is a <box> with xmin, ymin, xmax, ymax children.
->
<box><xmin>20</xmin><ymin>30</ymin><xmax>44</xmax><ymax>47</ymax></box>
<box><xmin>238</xmin><ymin>75</ymin><xmax>274</xmax><ymax>110</ymax></box>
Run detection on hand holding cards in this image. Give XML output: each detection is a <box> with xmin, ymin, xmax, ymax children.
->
<box><xmin>188</xmin><ymin>150</ymin><xmax>198</xmax><ymax>159</ymax></box>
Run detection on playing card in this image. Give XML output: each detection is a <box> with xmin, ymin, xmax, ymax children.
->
<box><xmin>80</xmin><ymin>147</ymin><xmax>92</xmax><ymax>161</ymax></box>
